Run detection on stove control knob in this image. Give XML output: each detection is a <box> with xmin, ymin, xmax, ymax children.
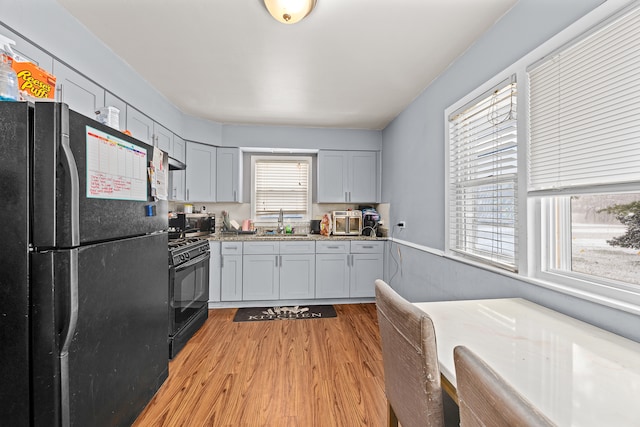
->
<box><xmin>179</xmin><ymin>254</ymin><xmax>185</xmax><ymax>261</ymax></box>
<box><xmin>185</xmin><ymin>252</ymin><xmax>190</xmax><ymax>259</ymax></box>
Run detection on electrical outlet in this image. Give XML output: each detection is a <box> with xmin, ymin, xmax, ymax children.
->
<box><xmin>397</xmin><ymin>221</ymin><xmax>406</xmax><ymax>229</ymax></box>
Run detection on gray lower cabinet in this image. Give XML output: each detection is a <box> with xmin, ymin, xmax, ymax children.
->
<box><xmin>315</xmin><ymin>241</ymin><xmax>350</xmax><ymax>298</ymax></box>
<box><xmin>279</xmin><ymin>241</ymin><xmax>315</xmax><ymax>300</ymax></box>
<box><xmin>316</xmin><ymin>240</ymin><xmax>383</xmax><ymax>298</ymax></box>
<box><xmin>242</xmin><ymin>241</ymin><xmax>315</xmax><ymax>301</ymax></box>
<box><xmin>350</xmin><ymin>241</ymin><xmax>384</xmax><ymax>298</ymax></box>
<box><xmin>209</xmin><ymin>241</ymin><xmax>221</xmax><ymax>303</ymax></box>
<box><xmin>221</xmin><ymin>242</ymin><xmax>243</xmax><ymax>301</ymax></box>
<box><xmin>217</xmin><ymin>239</ymin><xmax>381</xmax><ymax>302</ymax></box>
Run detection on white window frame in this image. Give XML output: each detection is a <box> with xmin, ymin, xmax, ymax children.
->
<box><xmin>250</xmin><ymin>155</ymin><xmax>312</xmax><ymax>224</ymax></box>
<box><xmin>446</xmin><ymin>76</ymin><xmax>520</xmax><ymax>272</ymax></box>
<box><xmin>444</xmin><ymin>0</ymin><xmax>640</xmax><ymax>315</ymax></box>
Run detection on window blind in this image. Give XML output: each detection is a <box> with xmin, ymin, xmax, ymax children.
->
<box><xmin>448</xmin><ymin>78</ymin><xmax>518</xmax><ymax>270</ymax></box>
<box><xmin>528</xmin><ymin>4</ymin><xmax>640</xmax><ymax>192</ymax></box>
<box><xmin>254</xmin><ymin>159</ymin><xmax>310</xmax><ymax>217</ymax></box>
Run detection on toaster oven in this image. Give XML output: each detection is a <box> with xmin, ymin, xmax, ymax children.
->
<box><xmin>332</xmin><ymin>210</ymin><xmax>362</xmax><ymax>235</ymax></box>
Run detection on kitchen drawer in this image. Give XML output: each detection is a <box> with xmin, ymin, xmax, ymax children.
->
<box><xmin>243</xmin><ymin>241</ymin><xmax>279</xmax><ymax>255</ymax></box>
<box><xmin>350</xmin><ymin>241</ymin><xmax>384</xmax><ymax>254</ymax></box>
<box><xmin>315</xmin><ymin>241</ymin><xmax>349</xmax><ymax>254</ymax></box>
<box><xmin>221</xmin><ymin>242</ymin><xmax>243</xmax><ymax>255</ymax></box>
<box><xmin>279</xmin><ymin>240</ymin><xmax>315</xmax><ymax>254</ymax></box>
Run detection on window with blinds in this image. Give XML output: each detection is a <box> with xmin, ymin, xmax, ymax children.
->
<box><xmin>253</xmin><ymin>156</ymin><xmax>311</xmax><ymax>220</ymax></box>
<box><xmin>528</xmin><ymin>3</ymin><xmax>640</xmax><ymax>293</ymax></box>
<box><xmin>448</xmin><ymin>77</ymin><xmax>518</xmax><ymax>270</ymax></box>
<box><xmin>528</xmin><ymin>4</ymin><xmax>640</xmax><ymax>193</ymax></box>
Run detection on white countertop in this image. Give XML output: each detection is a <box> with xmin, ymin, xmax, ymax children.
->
<box><xmin>413</xmin><ymin>298</ymin><xmax>640</xmax><ymax>426</ymax></box>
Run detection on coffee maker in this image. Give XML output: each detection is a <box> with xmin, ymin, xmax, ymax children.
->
<box><xmin>361</xmin><ymin>208</ymin><xmax>380</xmax><ymax>236</ymax></box>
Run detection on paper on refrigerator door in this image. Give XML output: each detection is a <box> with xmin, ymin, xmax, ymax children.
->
<box><xmin>149</xmin><ymin>147</ymin><xmax>168</xmax><ymax>201</ymax></box>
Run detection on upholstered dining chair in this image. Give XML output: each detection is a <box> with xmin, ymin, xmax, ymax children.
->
<box><xmin>374</xmin><ymin>279</ymin><xmax>444</xmax><ymax>427</ymax></box>
<box><xmin>453</xmin><ymin>345</ymin><xmax>556</xmax><ymax>427</ymax></box>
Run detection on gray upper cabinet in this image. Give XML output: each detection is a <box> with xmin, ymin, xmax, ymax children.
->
<box><xmin>169</xmin><ymin>135</ymin><xmax>186</xmax><ymax>201</ymax></box>
<box><xmin>172</xmin><ymin>135</ymin><xmax>186</xmax><ymax>162</ymax></box>
<box><xmin>126</xmin><ymin>106</ymin><xmax>174</xmax><ymax>156</ymax></box>
<box><xmin>153</xmin><ymin>122</ymin><xmax>172</xmax><ymax>153</ymax></box>
<box><xmin>169</xmin><ymin>170</ymin><xmax>185</xmax><ymax>201</ymax></box>
<box><xmin>185</xmin><ymin>141</ymin><xmax>216</xmax><ymax>201</ymax></box>
<box><xmin>216</xmin><ymin>147</ymin><xmax>241</xmax><ymax>202</ymax></box>
<box><xmin>53</xmin><ymin>60</ymin><xmax>104</xmax><ymax>120</ymax></box>
<box><xmin>126</xmin><ymin>105</ymin><xmax>154</xmax><ymax>145</ymax></box>
<box><xmin>317</xmin><ymin>150</ymin><xmax>379</xmax><ymax>203</ymax></box>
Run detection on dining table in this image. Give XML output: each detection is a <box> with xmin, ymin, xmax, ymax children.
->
<box><xmin>413</xmin><ymin>298</ymin><xmax>640</xmax><ymax>426</ymax></box>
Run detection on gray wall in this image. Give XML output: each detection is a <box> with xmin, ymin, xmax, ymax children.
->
<box><xmin>381</xmin><ymin>0</ymin><xmax>640</xmax><ymax>342</ymax></box>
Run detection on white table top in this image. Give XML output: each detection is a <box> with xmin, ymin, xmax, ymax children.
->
<box><xmin>413</xmin><ymin>298</ymin><xmax>640</xmax><ymax>427</ymax></box>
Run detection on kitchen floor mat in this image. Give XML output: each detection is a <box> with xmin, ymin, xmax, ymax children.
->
<box><xmin>233</xmin><ymin>305</ymin><xmax>337</xmax><ymax>322</ymax></box>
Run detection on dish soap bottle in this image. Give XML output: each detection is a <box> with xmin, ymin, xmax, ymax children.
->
<box><xmin>0</xmin><ymin>42</ymin><xmax>18</xmax><ymax>101</ymax></box>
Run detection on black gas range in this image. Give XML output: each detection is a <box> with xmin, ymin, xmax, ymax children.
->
<box><xmin>168</xmin><ymin>237</ymin><xmax>210</xmax><ymax>358</ymax></box>
<box><xmin>169</xmin><ymin>237</ymin><xmax>210</xmax><ymax>267</ymax></box>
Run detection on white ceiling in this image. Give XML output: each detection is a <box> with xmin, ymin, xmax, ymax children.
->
<box><xmin>57</xmin><ymin>0</ymin><xmax>516</xmax><ymax>130</ymax></box>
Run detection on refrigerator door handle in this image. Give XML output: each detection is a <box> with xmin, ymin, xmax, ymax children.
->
<box><xmin>59</xmin><ymin>249</ymin><xmax>79</xmax><ymax>427</ymax></box>
<box><xmin>59</xmin><ymin>105</ymin><xmax>80</xmax><ymax>247</ymax></box>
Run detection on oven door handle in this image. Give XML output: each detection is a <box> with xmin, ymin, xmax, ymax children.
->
<box><xmin>174</xmin><ymin>252</ymin><xmax>210</xmax><ymax>272</ymax></box>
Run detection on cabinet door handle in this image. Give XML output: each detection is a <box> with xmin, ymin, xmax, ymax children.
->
<box><xmin>362</xmin><ymin>245</ymin><xmax>373</xmax><ymax>249</ymax></box>
<box><xmin>221</xmin><ymin>255</ymin><xmax>224</xmax><ymax>268</ymax></box>
<box><xmin>275</xmin><ymin>255</ymin><xmax>278</xmax><ymax>267</ymax></box>
<box><xmin>233</xmin><ymin>190</ymin><xmax>237</xmax><ymax>202</ymax></box>
<box><xmin>345</xmin><ymin>191</ymin><xmax>348</xmax><ymax>202</ymax></box>
<box><xmin>327</xmin><ymin>246</ymin><xmax>340</xmax><ymax>249</ymax></box>
<box><xmin>186</xmin><ymin>189</ymin><xmax>189</xmax><ymax>200</ymax></box>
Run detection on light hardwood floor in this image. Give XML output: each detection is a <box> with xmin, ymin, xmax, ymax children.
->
<box><xmin>133</xmin><ymin>304</ymin><xmax>387</xmax><ymax>426</ymax></box>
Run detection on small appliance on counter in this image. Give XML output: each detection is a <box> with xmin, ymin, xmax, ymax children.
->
<box><xmin>169</xmin><ymin>212</ymin><xmax>215</xmax><ymax>238</ymax></box>
<box><xmin>332</xmin><ymin>210</ymin><xmax>362</xmax><ymax>235</ymax></box>
<box><xmin>362</xmin><ymin>208</ymin><xmax>381</xmax><ymax>236</ymax></box>
<box><xmin>309</xmin><ymin>219</ymin><xmax>322</xmax><ymax>234</ymax></box>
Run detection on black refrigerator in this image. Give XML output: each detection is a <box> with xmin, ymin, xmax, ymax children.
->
<box><xmin>0</xmin><ymin>102</ymin><xmax>169</xmax><ymax>426</ymax></box>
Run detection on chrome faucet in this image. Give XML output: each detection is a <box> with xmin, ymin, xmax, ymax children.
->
<box><xmin>277</xmin><ymin>208</ymin><xmax>284</xmax><ymax>234</ymax></box>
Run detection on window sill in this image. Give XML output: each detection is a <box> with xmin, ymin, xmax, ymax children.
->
<box><xmin>389</xmin><ymin>237</ymin><xmax>640</xmax><ymax>317</ymax></box>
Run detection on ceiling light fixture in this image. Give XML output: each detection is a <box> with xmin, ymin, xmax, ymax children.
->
<box><xmin>263</xmin><ymin>0</ymin><xmax>317</xmax><ymax>25</ymax></box>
